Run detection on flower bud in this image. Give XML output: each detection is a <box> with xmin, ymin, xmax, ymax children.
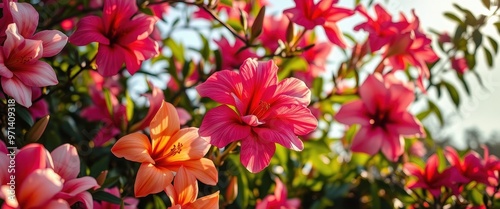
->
<box><xmin>25</xmin><ymin>115</ymin><xmax>50</xmax><ymax>143</ymax></box>
<box><xmin>225</xmin><ymin>176</ymin><xmax>238</xmax><ymax>204</ymax></box>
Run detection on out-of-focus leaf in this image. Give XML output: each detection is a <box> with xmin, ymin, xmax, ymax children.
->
<box><xmin>428</xmin><ymin>100</ymin><xmax>444</xmax><ymax>126</ymax></box>
<box><xmin>472</xmin><ymin>30</ymin><xmax>482</xmax><ymax>50</ymax></box>
<box><xmin>164</xmin><ymin>38</ymin><xmax>185</xmax><ymax>63</ymax></box>
<box><xmin>494</xmin><ymin>22</ymin><xmax>500</xmax><ymax>35</ymax></box>
<box><xmin>16</xmin><ymin>106</ymin><xmax>34</xmax><ymax>126</ymax></box>
<box><xmin>469</xmin><ymin>188</ymin><xmax>485</xmax><ymax>205</ymax></box>
<box><xmin>483</xmin><ymin>46</ymin><xmax>494</xmax><ymax>67</ymax></box>
<box><xmin>278</xmin><ymin>57</ymin><xmax>308</xmax><ymax>80</ymax></box>
<box><xmin>465</xmin><ymin>51</ymin><xmax>476</xmax><ymax>69</ymax></box>
<box><xmin>312</xmin><ymin>77</ymin><xmax>323</xmax><ymax>98</ymax></box>
<box><xmin>444</xmin><ymin>12</ymin><xmax>463</xmax><ymax>24</ymax></box>
<box><xmin>436</xmin><ymin>147</ymin><xmax>447</xmax><ymax>172</ymax></box>
<box><xmin>487</xmin><ymin>36</ymin><xmax>498</xmax><ymax>53</ymax></box>
<box><xmin>220</xmin><ymin>0</ymin><xmax>233</xmax><ymax>6</ymax></box>
<box><xmin>92</xmin><ymin>190</ymin><xmax>122</xmax><ymax>205</ymax></box>
<box><xmin>442</xmin><ymin>81</ymin><xmax>460</xmax><ymax>108</ymax></box>
<box><xmin>90</xmin><ymin>155</ymin><xmax>110</xmax><ymax>177</ymax></box>
<box><xmin>153</xmin><ymin>195</ymin><xmax>166</xmax><ymax>208</ymax></box>
<box><xmin>454</xmin><ymin>4</ymin><xmax>477</xmax><ymax>25</ymax></box>
<box><xmin>453</xmin><ymin>25</ymin><xmax>466</xmax><ymax>42</ymax></box>
<box><xmin>103</xmin><ymin>89</ymin><xmax>113</xmax><ymax>118</ymax></box>
<box><xmin>125</xmin><ymin>91</ymin><xmax>134</xmax><ymax>123</ymax></box>
<box><xmin>481</xmin><ymin>0</ymin><xmax>491</xmax><ymax>9</ymax></box>
<box><xmin>457</xmin><ymin>74</ymin><xmax>471</xmax><ymax>96</ymax></box>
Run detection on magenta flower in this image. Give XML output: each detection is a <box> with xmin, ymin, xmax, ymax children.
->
<box><xmin>259</xmin><ymin>15</ymin><xmax>289</xmax><ymax>53</ymax></box>
<box><xmin>445</xmin><ymin>147</ymin><xmax>489</xmax><ymax>185</ymax></box>
<box><xmin>404</xmin><ymin>154</ymin><xmax>467</xmax><ymax>197</ymax></box>
<box><xmin>334</xmin><ymin>74</ymin><xmax>424</xmax><ymax>161</ymax></box>
<box><xmin>215</xmin><ymin>37</ymin><xmax>257</xmax><ymax>70</ymax></box>
<box><xmin>93</xmin><ymin>187</ymin><xmax>138</xmax><ymax>209</ymax></box>
<box><xmin>196</xmin><ymin>58</ymin><xmax>317</xmax><ymax>173</ymax></box>
<box><xmin>283</xmin><ymin>0</ymin><xmax>354</xmax><ymax>48</ymax></box>
<box><xmin>295</xmin><ymin>32</ymin><xmax>333</xmax><ymax>86</ymax></box>
<box><xmin>256</xmin><ymin>178</ymin><xmax>300</xmax><ymax>209</ymax></box>
<box><xmin>69</xmin><ymin>0</ymin><xmax>159</xmax><ymax>76</ymax></box>
<box><xmin>451</xmin><ymin>56</ymin><xmax>468</xmax><ymax>74</ymax></box>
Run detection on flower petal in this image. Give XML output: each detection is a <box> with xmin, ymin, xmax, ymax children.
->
<box><xmin>51</xmin><ymin>144</ymin><xmax>80</xmax><ymax>180</ymax></box>
<box><xmin>134</xmin><ymin>163</ymin><xmax>174</xmax><ymax>197</ymax></box>
<box><xmin>351</xmin><ymin>127</ymin><xmax>383</xmax><ymax>156</ymax></box>
<box><xmin>196</xmin><ymin>69</ymin><xmax>243</xmax><ymax>105</ymax></box>
<box><xmin>118</xmin><ymin>14</ymin><xmax>156</xmax><ymax>44</ymax></box>
<box><xmin>199</xmin><ymin>105</ymin><xmax>251</xmax><ymax>148</ymax></box>
<box><xmin>95</xmin><ymin>45</ymin><xmax>125</xmax><ymax>77</ymax></box>
<box><xmin>190</xmin><ymin>191</ymin><xmax>220</xmax><ymax>208</ymax></box>
<box><xmin>240</xmin><ymin>134</ymin><xmax>276</xmax><ymax>173</ymax></box>
<box><xmin>18</xmin><ymin>169</ymin><xmax>63</xmax><ymax>208</ymax></box>
<box><xmin>1</xmin><ymin>76</ymin><xmax>32</xmax><ymax>107</ymax></box>
<box><xmin>60</xmin><ymin>177</ymin><xmax>99</xmax><ymax>197</ymax></box>
<box><xmin>69</xmin><ymin>16</ymin><xmax>109</xmax><ymax>46</ymax></box>
<box><xmin>111</xmin><ymin>132</ymin><xmax>154</xmax><ymax>164</ymax></box>
<box><xmin>163</xmin><ymin>128</ymin><xmax>210</xmax><ymax>162</ymax></box>
<box><xmin>150</xmin><ymin>101</ymin><xmax>180</xmax><ymax>150</ymax></box>
<box><xmin>32</xmin><ymin>30</ymin><xmax>68</xmax><ymax>57</ymax></box>
<box><xmin>267</xmin><ymin>96</ymin><xmax>318</xmax><ymax>136</ymax></box>
<box><xmin>254</xmin><ymin>121</ymin><xmax>303</xmax><ymax>151</ymax></box>
<box><xmin>16</xmin><ymin>144</ymin><xmax>51</xmax><ymax>183</ymax></box>
<box><xmin>358</xmin><ymin>74</ymin><xmax>388</xmax><ymax>115</ymax></box>
<box><xmin>129</xmin><ymin>81</ymin><xmax>164</xmax><ymax>132</ymax></box>
<box><xmin>173</xmin><ymin>166</ymin><xmax>198</xmax><ymax>205</ymax></box>
<box><xmin>239</xmin><ymin>58</ymin><xmax>278</xmax><ymax>105</ymax></box>
<box><xmin>323</xmin><ymin>22</ymin><xmax>347</xmax><ymax>48</ymax></box>
<box><xmin>14</xmin><ymin>61</ymin><xmax>58</xmax><ymax>87</ymax></box>
<box><xmin>387</xmin><ymin>112</ymin><xmax>424</xmax><ymax>136</ymax></box>
<box><xmin>380</xmin><ymin>133</ymin><xmax>404</xmax><ymax>162</ymax></box>
<box><xmin>10</xmin><ymin>2</ymin><xmax>38</xmax><ymax>37</ymax></box>
<box><xmin>165</xmin><ymin>159</ymin><xmax>218</xmax><ymax>186</ymax></box>
<box><xmin>275</xmin><ymin>77</ymin><xmax>311</xmax><ymax>106</ymax></box>
<box><xmin>334</xmin><ymin>100</ymin><xmax>370</xmax><ymax>126</ymax></box>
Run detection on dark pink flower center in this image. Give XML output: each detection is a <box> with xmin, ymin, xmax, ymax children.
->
<box><xmin>250</xmin><ymin>101</ymin><xmax>270</xmax><ymax>119</ymax></box>
<box><xmin>369</xmin><ymin>110</ymin><xmax>389</xmax><ymax>128</ymax></box>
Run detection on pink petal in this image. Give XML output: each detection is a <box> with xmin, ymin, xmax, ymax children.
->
<box><xmin>358</xmin><ymin>74</ymin><xmax>388</xmax><ymax>114</ymax></box>
<box><xmin>127</xmin><ymin>38</ymin><xmax>159</xmax><ymax>61</ymax></box>
<box><xmin>3</xmin><ymin>23</ymin><xmax>23</xmax><ymax>58</ymax></box>
<box><xmin>0</xmin><ymin>154</ymin><xmax>9</xmax><ymax>185</ymax></box>
<box><xmin>239</xmin><ymin>58</ymin><xmax>279</xmax><ymax>104</ymax></box>
<box><xmin>14</xmin><ymin>61</ymin><xmax>58</xmax><ymax>87</ymax></box>
<box><xmin>129</xmin><ymin>81</ymin><xmax>164</xmax><ymax>132</ymax></box>
<box><xmin>102</xmin><ymin>0</ymin><xmax>138</xmax><ymax>30</ymax></box>
<box><xmin>387</xmin><ymin>112</ymin><xmax>424</xmax><ymax>136</ymax></box>
<box><xmin>323</xmin><ymin>22</ymin><xmax>347</xmax><ymax>48</ymax></box>
<box><xmin>196</xmin><ymin>70</ymin><xmax>243</xmax><ymax>105</ymax></box>
<box><xmin>1</xmin><ymin>76</ymin><xmax>32</xmax><ymax>107</ymax></box>
<box><xmin>10</xmin><ymin>2</ymin><xmax>38</xmax><ymax>37</ymax></box>
<box><xmin>134</xmin><ymin>163</ymin><xmax>174</xmax><ymax>197</ymax></box>
<box><xmin>240</xmin><ymin>134</ymin><xmax>276</xmax><ymax>173</ymax></box>
<box><xmin>60</xmin><ymin>177</ymin><xmax>99</xmax><ymax>197</ymax></box>
<box><xmin>254</xmin><ymin>121</ymin><xmax>303</xmax><ymax>151</ymax></box>
<box><xmin>351</xmin><ymin>127</ymin><xmax>383</xmax><ymax>156</ymax></box>
<box><xmin>275</xmin><ymin>78</ymin><xmax>311</xmax><ymax>106</ymax></box>
<box><xmin>18</xmin><ymin>169</ymin><xmax>63</xmax><ymax>208</ymax></box>
<box><xmin>112</xmin><ymin>132</ymin><xmax>155</xmax><ymax>164</ymax></box>
<box><xmin>119</xmin><ymin>14</ymin><xmax>156</xmax><ymax>44</ymax></box>
<box><xmin>273</xmin><ymin>178</ymin><xmax>287</xmax><ymax>202</ymax></box>
<box><xmin>380</xmin><ymin>132</ymin><xmax>404</xmax><ymax>162</ymax></box>
<box><xmin>267</xmin><ymin>96</ymin><xmax>317</xmax><ymax>136</ymax></box>
<box><xmin>32</xmin><ymin>30</ymin><xmax>68</xmax><ymax>57</ymax></box>
<box><xmin>43</xmin><ymin>199</ymin><xmax>70</xmax><ymax>209</ymax></box>
<box><xmin>199</xmin><ymin>105</ymin><xmax>251</xmax><ymax>148</ymax></box>
<box><xmin>51</xmin><ymin>144</ymin><xmax>80</xmax><ymax>180</ymax></box>
<box><xmin>334</xmin><ymin>100</ymin><xmax>371</xmax><ymax>126</ymax></box>
<box><xmin>16</xmin><ymin>144</ymin><xmax>50</xmax><ymax>183</ymax></box>
<box><xmin>69</xmin><ymin>16</ymin><xmax>109</xmax><ymax>46</ymax></box>
<box><xmin>64</xmin><ymin>192</ymin><xmax>92</xmax><ymax>209</ymax></box>
<box><xmin>96</xmin><ymin>45</ymin><xmax>125</xmax><ymax>76</ymax></box>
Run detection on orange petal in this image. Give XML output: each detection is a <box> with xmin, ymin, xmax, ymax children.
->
<box><xmin>163</xmin><ymin>127</ymin><xmax>210</xmax><ymax>162</ymax></box>
<box><xmin>134</xmin><ymin>163</ymin><xmax>174</xmax><ymax>197</ymax></box>
<box><xmin>150</xmin><ymin>101</ymin><xmax>180</xmax><ymax>153</ymax></box>
<box><xmin>164</xmin><ymin>184</ymin><xmax>178</xmax><ymax>206</ymax></box>
<box><xmin>174</xmin><ymin>166</ymin><xmax>198</xmax><ymax>205</ymax></box>
<box><xmin>166</xmin><ymin>159</ymin><xmax>218</xmax><ymax>186</ymax></box>
<box><xmin>190</xmin><ymin>191</ymin><xmax>220</xmax><ymax>208</ymax></box>
<box><xmin>111</xmin><ymin>132</ymin><xmax>154</xmax><ymax>164</ymax></box>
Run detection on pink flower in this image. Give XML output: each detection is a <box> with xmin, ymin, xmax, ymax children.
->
<box><xmin>93</xmin><ymin>187</ymin><xmax>138</xmax><ymax>209</ymax></box>
<box><xmin>28</xmin><ymin>87</ymin><xmax>49</xmax><ymax>120</ymax></box>
<box><xmin>283</xmin><ymin>0</ymin><xmax>353</xmax><ymax>48</ymax></box>
<box><xmin>404</xmin><ymin>154</ymin><xmax>468</xmax><ymax>198</ymax></box>
<box><xmin>215</xmin><ymin>37</ymin><xmax>257</xmax><ymax>70</ymax></box>
<box><xmin>197</xmin><ymin>58</ymin><xmax>317</xmax><ymax>173</ymax></box>
<box><xmin>256</xmin><ymin>178</ymin><xmax>300</xmax><ymax>209</ymax></box>
<box><xmin>334</xmin><ymin>74</ymin><xmax>424</xmax><ymax>161</ymax></box>
<box><xmin>409</xmin><ymin>140</ymin><xmax>427</xmax><ymax>158</ymax></box>
<box><xmin>445</xmin><ymin>147</ymin><xmax>489</xmax><ymax>185</ymax></box>
<box><xmin>51</xmin><ymin>144</ymin><xmax>99</xmax><ymax>208</ymax></box>
<box><xmin>69</xmin><ymin>0</ymin><xmax>159</xmax><ymax>76</ymax></box>
<box><xmin>259</xmin><ymin>15</ymin><xmax>289</xmax><ymax>52</ymax></box>
<box><xmin>451</xmin><ymin>56</ymin><xmax>468</xmax><ymax>74</ymax></box>
<box><xmin>295</xmin><ymin>32</ymin><xmax>333</xmax><ymax>86</ymax></box>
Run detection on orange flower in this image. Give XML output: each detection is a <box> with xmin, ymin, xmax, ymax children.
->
<box><xmin>165</xmin><ymin>166</ymin><xmax>219</xmax><ymax>209</ymax></box>
<box><xmin>111</xmin><ymin>101</ymin><xmax>217</xmax><ymax>197</ymax></box>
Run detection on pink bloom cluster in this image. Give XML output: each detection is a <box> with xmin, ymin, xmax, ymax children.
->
<box><xmin>197</xmin><ymin>58</ymin><xmax>317</xmax><ymax>173</ymax></box>
<box><xmin>0</xmin><ymin>0</ymin><xmax>67</xmax><ymax>107</ymax></box>
<box><xmin>355</xmin><ymin>4</ymin><xmax>438</xmax><ymax>91</ymax></box>
<box><xmin>69</xmin><ymin>0</ymin><xmax>159</xmax><ymax>77</ymax></box>
<box><xmin>256</xmin><ymin>178</ymin><xmax>300</xmax><ymax>209</ymax></box>
<box><xmin>335</xmin><ymin>74</ymin><xmax>424</xmax><ymax>161</ymax></box>
<box><xmin>0</xmin><ymin>142</ymin><xmax>98</xmax><ymax>208</ymax></box>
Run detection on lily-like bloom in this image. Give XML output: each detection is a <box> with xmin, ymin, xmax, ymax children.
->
<box><xmin>256</xmin><ymin>178</ymin><xmax>300</xmax><ymax>209</ymax></box>
<box><xmin>295</xmin><ymin>32</ymin><xmax>333</xmax><ymax>86</ymax></box>
<box><xmin>404</xmin><ymin>154</ymin><xmax>467</xmax><ymax>198</ymax></box>
<box><xmin>445</xmin><ymin>147</ymin><xmax>489</xmax><ymax>185</ymax></box>
<box><xmin>259</xmin><ymin>15</ymin><xmax>289</xmax><ymax>53</ymax></box>
<box><xmin>283</xmin><ymin>0</ymin><xmax>353</xmax><ymax>48</ymax></box>
<box><xmin>93</xmin><ymin>187</ymin><xmax>139</xmax><ymax>209</ymax></box>
<box><xmin>0</xmin><ymin>143</ymin><xmax>98</xmax><ymax>209</ymax></box>
<box><xmin>334</xmin><ymin>74</ymin><xmax>424</xmax><ymax>161</ymax></box>
<box><xmin>215</xmin><ymin>37</ymin><xmax>257</xmax><ymax>70</ymax></box>
<box><xmin>451</xmin><ymin>56</ymin><xmax>468</xmax><ymax>74</ymax></box>
<box><xmin>165</xmin><ymin>166</ymin><xmax>220</xmax><ymax>209</ymax></box>
<box><xmin>111</xmin><ymin>101</ymin><xmax>217</xmax><ymax>197</ymax></box>
<box><xmin>197</xmin><ymin>58</ymin><xmax>317</xmax><ymax>173</ymax></box>
<box><xmin>69</xmin><ymin>0</ymin><xmax>159</xmax><ymax>76</ymax></box>
<box><xmin>51</xmin><ymin>144</ymin><xmax>99</xmax><ymax>208</ymax></box>
<box><xmin>0</xmin><ymin>24</ymin><xmax>59</xmax><ymax>107</ymax></box>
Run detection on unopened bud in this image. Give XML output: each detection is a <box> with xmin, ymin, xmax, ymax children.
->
<box><xmin>250</xmin><ymin>6</ymin><xmax>266</xmax><ymax>41</ymax></box>
<box><xmin>225</xmin><ymin>176</ymin><xmax>238</xmax><ymax>204</ymax></box>
<box><xmin>96</xmin><ymin>170</ymin><xmax>108</xmax><ymax>186</ymax></box>
<box><xmin>25</xmin><ymin>115</ymin><xmax>50</xmax><ymax>143</ymax></box>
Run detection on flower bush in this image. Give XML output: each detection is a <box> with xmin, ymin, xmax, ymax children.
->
<box><xmin>1</xmin><ymin>0</ymin><xmax>500</xmax><ymax>208</ymax></box>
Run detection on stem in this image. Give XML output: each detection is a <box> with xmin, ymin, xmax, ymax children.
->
<box><xmin>201</xmin><ymin>6</ymin><xmax>247</xmax><ymax>44</ymax></box>
<box><xmin>214</xmin><ymin>141</ymin><xmax>239</xmax><ymax>166</ymax></box>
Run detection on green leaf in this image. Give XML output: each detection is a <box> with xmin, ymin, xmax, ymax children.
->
<box><xmin>472</xmin><ymin>30</ymin><xmax>482</xmax><ymax>50</ymax></box>
<box><xmin>428</xmin><ymin>100</ymin><xmax>444</xmax><ymax>126</ymax></box>
<box><xmin>278</xmin><ymin>57</ymin><xmax>308</xmax><ymax>80</ymax></box>
<box><xmin>153</xmin><ymin>195</ymin><xmax>166</xmax><ymax>208</ymax></box>
<box><xmin>487</xmin><ymin>36</ymin><xmax>498</xmax><ymax>53</ymax></box>
<box><xmin>457</xmin><ymin>74</ymin><xmax>471</xmax><ymax>96</ymax></box>
<box><xmin>453</xmin><ymin>25</ymin><xmax>466</xmax><ymax>43</ymax></box>
<box><xmin>444</xmin><ymin>12</ymin><xmax>463</xmax><ymax>24</ymax></box>
<box><xmin>103</xmin><ymin>89</ymin><xmax>114</xmax><ymax>118</ymax></box>
<box><xmin>483</xmin><ymin>46</ymin><xmax>494</xmax><ymax>67</ymax></box>
<box><xmin>92</xmin><ymin>190</ymin><xmax>123</xmax><ymax>205</ymax></box>
<box><xmin>220</xmin><ymin>0</ymin><xmax>232</xmax><ymax>6</ymax></box>
<box><xmin>435</xmin><ymin>147</ymin><xmax>447</xmax><ymax>172</ymax></box>
<box><xmin>125</xmin><ymin>91</ymin><xmax>134</xmax><ymax>122</ymax></box>
<box><xmin>442</xmin><ymin>81</ymin><xmax>460</xmax><ymax>108</ymax></box>
<box><xmin>469</xmin><ymin>188</ymin><xmax>485</xmax><ymax>205</ymax></box>
<box><xmin>494</xmin><ymin>22</ymin><xmax>500</xmax><ymax>35</ymax></box>
<box><xmin>164</xmin><ymin>38</ymin><xmax>185</xmax><ymax>63</ymax></box>
<box><xmin>16</xmin><ymin>106</ymin><xmax>34</xmax><ymax>126</ymax></box>
<box><xmin>465</xmin><ymin>51</ymin><xmax>476</xmax><ymax>69</ymax></box>
<box><xmin>481</xmin><ymin>0</ymin><xmax>491</xmax><ymax>9</ymax></box>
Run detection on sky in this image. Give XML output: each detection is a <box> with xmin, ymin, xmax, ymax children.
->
<box><xmin>133</xmin><ymin>0</ymin><xmax>500</xmax><ymax>150</ymax></box>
